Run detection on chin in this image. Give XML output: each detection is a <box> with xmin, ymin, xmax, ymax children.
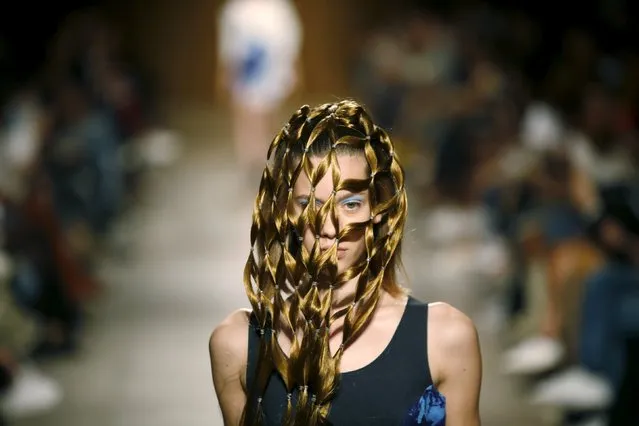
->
<box><xmin>335</xmin><ymin>258</ymin><xmax>355</xmax><ymax>275</ymax></box>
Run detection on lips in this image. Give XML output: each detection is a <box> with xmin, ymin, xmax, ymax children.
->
<box><xmin>319</xmin><ymin>246</ymin><xmax>346</xmax><ymax>258</ymax></box>
<box><xmin>336</xmin><ymin>247</ymin><xmax>347</xmax><ymax>259</ymax></box>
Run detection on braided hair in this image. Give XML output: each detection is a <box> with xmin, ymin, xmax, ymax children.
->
<box><xmin>242</xmin><ymin>100</ymin><xmax>408</xmax><ymax>425</ymax></box>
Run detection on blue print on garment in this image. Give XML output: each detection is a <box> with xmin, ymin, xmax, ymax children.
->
<box><xmin>404</xmin><ymin>385</ymin><xmax>446</xmax><ymax>425</ymax></box>
<box><xmin>239</xmin><ymin>42</ymin><xmax>267</xmax><ymax>85</ymax></box>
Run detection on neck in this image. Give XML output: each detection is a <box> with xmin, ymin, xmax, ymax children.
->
<box><xmin>329</xmin><ymin>274</ymin><xmax>401</xmax><ymax>312</ymax></box>
<box><xmin>330</xmin><ymin>275</ymin><xmax>360</xmax><ymax>309</ymax></box>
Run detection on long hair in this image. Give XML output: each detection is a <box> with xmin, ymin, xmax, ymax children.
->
<box><xmin>242</xmin><ymin>100</ymin><xmax>407</xmax><ymax>425</ymax></box>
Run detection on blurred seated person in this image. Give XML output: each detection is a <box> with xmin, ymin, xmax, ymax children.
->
<box><xmin>1</xmin><ymin>88</ymin><xmax>85</xmax><ymax>352</ymax></box>
<box><xmin>0</xmin><ymin>246</ymin><xmax>62</xmax><ymax>418</ymax></box>
<box><xmin>502</xmin><ymin>85</ymin><xmax>636</xmax><ymax>375</ymax></box>
<box><xmin>501</xmin><ymin>149</ymin><xmax>605</xmax><ymax>369</ymax></box>
<box><xmin>46</xmin><ymin>78</ymin><xmax>123</xmax><ymax>238</ymax></box>
<box><xmin>2</xmin><ymin>174</ymin><xmax>89</xmax><ymax>358</ymax></box>
<box><xmin>567</xmin><ymin>84</ymin><xmax>637</xmax><ymax>217</ymax></box>
<box><xmin>477</xmin><ymin>101</ymin><xmax>588</xmax><ymax>335</ymax></box>
<box><xmin>530</xmin><ymin>183</ymin><xmax>639</xmax><ymax>412</ymax></box>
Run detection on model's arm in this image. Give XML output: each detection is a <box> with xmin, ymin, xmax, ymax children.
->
<box><xmin>429</xmin><ymin>302</ymin><xmax>483</xmax><ymax>426</ymax></box>
<box><xmin>209</xmin><ymin>309</ymin><xmax>250</xmax><ymax>426</ymax></box>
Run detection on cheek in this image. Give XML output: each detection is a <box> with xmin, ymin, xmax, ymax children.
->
<box><xmin>302</xmin><ymin>228</ymin><xmax>316</xmax><ymax>251</ymax></box>
<box><xmin>339</xmin><ymin>204</ymin><xmax>372</xmax><ymax>229</ymax></box>
<box><xmin>350</xmin><ymin>234</ymin><xmax>367</xmax><ymax>252</ymax></box>
<box><xmin>358</xmin><ymin>205</ymin><xmax>373</xmax><ymax>222</ymax></box>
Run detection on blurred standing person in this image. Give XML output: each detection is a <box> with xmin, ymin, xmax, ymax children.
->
<box><xmin>216</xmin><ymin>0</ymin><xmax>303</xmax><ymax>183</ymax></box>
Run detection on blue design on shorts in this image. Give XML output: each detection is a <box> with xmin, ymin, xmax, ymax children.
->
<box><xmin>239</xmin><ymin>41</ymin><xmax>268</xmax><ymax>85</ymax></box>
<box><xmin>404</xmin><ymin>385</ymin><xmax>446</xmax><ymax>425</ymax></box>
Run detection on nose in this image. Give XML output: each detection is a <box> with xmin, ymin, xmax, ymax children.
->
<box><xmin>318</xmin><ymin>214</ymin><xmax>338</xmax><ymax>248</ymax></box>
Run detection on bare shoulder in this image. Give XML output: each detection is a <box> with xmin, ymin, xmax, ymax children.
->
<box><xmin>427</xmin><ymin>302</ymin><xmax>481</xmax><ymax>384</ymax></box>
<box><xmin>209</xmin><ymin>309</ymin><xmax>252</xmax><ymax>424</ymax></box>
<box><xmin>428</xmin><ymin>302</ymin><xmax>478</xmax><ymax>345</ymax></box>
<box><xmin>209</xmin><ymin>308</ymin><xmax>252</xmax><ymax>373</ymax></box>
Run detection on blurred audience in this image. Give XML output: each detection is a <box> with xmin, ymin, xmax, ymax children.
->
<box><xmin>0</xmin><ymin>8</ymin><xmax>180</xmax><ymax>423</ymax></box>
<box><xmin>2</xmin><ymin>1</ymin><xmax>638</xmax><ymax>425</ymax></box>
<box><xmin>354</xmin><ymin>4</ymin><xmax>638</xmax><ymax>425</ymax></box>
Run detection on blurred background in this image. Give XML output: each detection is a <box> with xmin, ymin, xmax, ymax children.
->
<box><xmin>1</xmin><ymin>0</ymin><xmax>638</xmax><ymax>425</ymax></box>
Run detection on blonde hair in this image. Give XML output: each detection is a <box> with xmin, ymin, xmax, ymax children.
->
<box><xmin>242</xmin><ymin>100</ymin><xmax>407</xmax><ymax>425</ymax></box>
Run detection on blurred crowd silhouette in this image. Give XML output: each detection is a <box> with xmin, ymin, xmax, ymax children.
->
<box><xmin>1</xmin><ymin>0</ymin><xmax>638</xmax><ymax>425</ymax></box>
<box><xmin>353</xmin><ymin>3</ymin><xmax>638</xmax><ymax>425</ymax></box>
<box><xmin>0</xmin><ymin>8</ymin><xmax>180</xmax><ymax>423</ymax></box>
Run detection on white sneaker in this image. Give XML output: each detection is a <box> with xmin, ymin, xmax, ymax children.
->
<box><xmin>502</xmin><ymin>336</ymin><xmax>565</xmax><ymax>375</ymax></box>
<box><xmin>529</xmin><ymin>367</ymin><xmax>613</xmax><ymax>410</ymax></box>
<box><xmin>0</xmin><ymin>363</ymin><xmax>63</xmax><ymax>418</ymax></box>
<box><xmin>139</xmin><ymin>129</ymin><xmax>182</xmax><ymax>167</ymax></box>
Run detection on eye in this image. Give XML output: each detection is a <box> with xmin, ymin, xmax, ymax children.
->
<box><xmin>297</xmin><ymin>197</ymin><xmax>322</xmax><ymax>208</ymax></box>
<box><xmin>341</xmin><ymin>197</ymin><xmax>363</xmax><ymax>212</ymax></box>
<box><xmin>343</xmin><ymin>201</ymin><xmax>361</xmax><ymax>210</ymax></box>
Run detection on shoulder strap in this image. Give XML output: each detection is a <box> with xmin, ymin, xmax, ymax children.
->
<box><xmin>390</xmin><ymin>297</ymin><xmax>433</xmax><ymax>384</ymax></box>
<box><xmin>245</xmin><ymin>312</ymin><xmax>260</xmax><ymax>391</ymax></box>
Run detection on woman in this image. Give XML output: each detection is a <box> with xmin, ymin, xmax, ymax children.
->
<box><xmin>216</xmin><ymin>0</ymin><xmax>303</xmax><ymax>178</ymax></box>
<box><xmin>209</xmin><ymin>100</ymin><xmax>482</xmax><ymax>425</ymax></box>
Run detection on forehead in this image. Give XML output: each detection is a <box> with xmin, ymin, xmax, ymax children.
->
<box><xmin>294</xmin><ymin>154</ymin><xmax>368</xmax><ymax>191</ymax></box>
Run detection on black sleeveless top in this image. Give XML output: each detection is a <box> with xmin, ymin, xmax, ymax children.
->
<box><xmin>246</xmin><ymin>297</ymin><xmax>435</xmax><ymax>425</ymax></box>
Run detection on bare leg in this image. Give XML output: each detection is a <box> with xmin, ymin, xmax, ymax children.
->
<box><xmin>231</xmin><ymin>102</ymin><xmax>276</xmax><ymax>182</ymax></box>
<box><xmin>503</xmin><ymin>235</ymin><xmax>604</xmax><ymax>374</ymax></box>
<box><xmin>543</xmin><ymin>239</ymin><xmax>604</xmax><ymax>355</ymax></box>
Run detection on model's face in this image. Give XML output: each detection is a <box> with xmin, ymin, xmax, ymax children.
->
<box><xmin>291</xmin><ymin>153</ymin><xmax>373</xmax><ymax>275</ymax></box>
